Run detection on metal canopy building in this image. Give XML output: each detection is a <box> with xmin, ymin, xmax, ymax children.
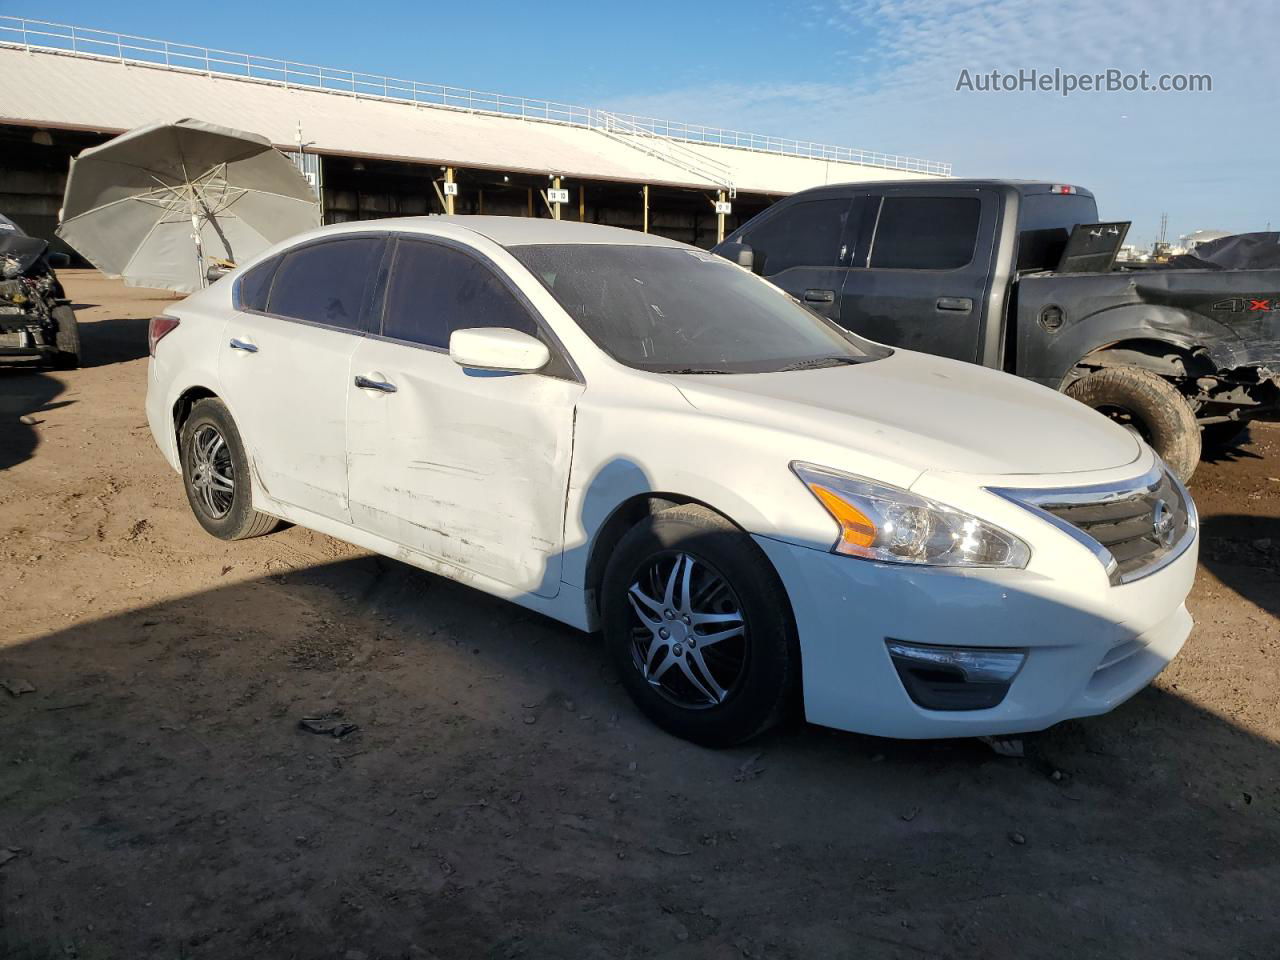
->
<box><xmin>0</xmin><ymin>17</ymin><xmax>949</xmax><ymax>251</ymax></box>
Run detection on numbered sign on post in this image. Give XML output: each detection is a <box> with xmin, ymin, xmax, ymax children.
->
<box><xmin>714</xmin><ymin>201</ymin><xmax>733</xmax><ymax>215</ymax></box>
<box><xmin>443</xmin><ymin>182</ymin><xmax>459</xmax><ymax>196</ymax></box>
<box><xmin>548</xmin><ymin>188</ymin><xmax>570</xmax><ymax>205</ymax></box>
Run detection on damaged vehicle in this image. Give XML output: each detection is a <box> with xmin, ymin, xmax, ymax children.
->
<box><xmin>146</xmin><ymin>218</ymin><xmax>1197</xmax><ymax>747</ymax></box>
<box><xmin>0</xmin><ymin>214</ymin><xmax>80</xmax><ymax>368</ymax></box>
<box><xmin>715</xmin><ymin>181</ymin><xmax>1280</xmax><ymax>481</ymax></box>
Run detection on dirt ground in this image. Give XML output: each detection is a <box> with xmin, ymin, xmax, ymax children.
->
<box><xmin>1</xmin><ymin>270</ymin><xmax>1278</xmax><ymax>960</ymax></box>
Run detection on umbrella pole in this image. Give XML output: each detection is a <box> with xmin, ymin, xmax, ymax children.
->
<box><xmin>191</xmin><ymin>211</ymin><xmax>206</xmax><ymax>289</ymax></box>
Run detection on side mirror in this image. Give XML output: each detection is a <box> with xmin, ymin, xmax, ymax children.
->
<box><xmin>715</xmin><ymin>241</ymin><xmax>755</xmax><ymax>273</ymax></box>
<box><xmin>206</xmin><ymin>264</ymin><xmax>231</xmax><ymax>283</ymax></box>
<box><xmin>45</xmin><ymin>252</ymin><xmax>71</xmax><ymax>269</ymax></box>
<box><xmin>449</xmin><ymin>327</ymin><xmax>550</xmax><ymax>373</ymax></box>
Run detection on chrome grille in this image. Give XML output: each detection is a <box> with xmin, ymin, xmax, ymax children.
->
<box><xmin>990</xmin><ymin>464</ymin><xmax>1197</xmax><ymax>585</ymax></box>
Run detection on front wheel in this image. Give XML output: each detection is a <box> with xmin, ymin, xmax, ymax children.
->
<box><xmin>601</xmin><ymin>504</ymin><xmax>797</xmax><ymax>747</ymax></box>
<box><xmin>178</xmin><ymin>398</ymin><xmax>280</xmax><ymax>540</ymax></box>
<box><xmin>1065</xmin><ymin>366</ymin><xmax>1201</xmax><ymax>483</ymax></box>
<box><xmin>50</xmin><ymin>304</ymin><xmax>80</xmax><ymax>369</ymax></box>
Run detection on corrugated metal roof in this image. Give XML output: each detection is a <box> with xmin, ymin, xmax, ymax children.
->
<box><xmin>0</xmin><ymin>44</ymin><xmax>941</xmax><ymax>194</ymax></box>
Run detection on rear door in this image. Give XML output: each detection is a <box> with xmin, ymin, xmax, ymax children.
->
<box><xmin>219</xmin><ymin>235</ymin><xmax>383</xmax><ymax>523</ymax></box>
<box><xmin>345</xmin><ymin>236</ymin><xmax>583</xmax><ymax>597</ymax></box>
<box><xmin>837</xmin><ymin>189</ymin><xmax>997</xmax><ymax>362</ymax></box>
<box><xmin>735</xmin><ymin>196</ymin><xmax>861</xmax><ymax>321</ymax></box>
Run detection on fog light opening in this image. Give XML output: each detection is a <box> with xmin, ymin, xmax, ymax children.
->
<box><xmin>886</xmin><ymin>640</ymin><xmax>1026</xmax><ymax>711</ymax></box>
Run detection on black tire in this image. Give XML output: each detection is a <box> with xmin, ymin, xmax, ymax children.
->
<box><xmin>50</xmin><ymin>304</ymin><xmax>80</xmax><ymax>369</ymax></box>
<box><xmin>1200</xmin><ymin>421</ymin><xmax>1248</xmax><ymax>453</ymax></box>
<box><xmin>1065</xmin><ymin>366</ymin><xmax>1201</xmax><ymax>483</ymax></box>
<box><xmin>178</xmin><ymin>398</ymin><xmax>279</xmax><ymax>540</ymax></box>
<box><xmin>601</xmin><ymin>503</ymin><xmax>797</xmax><ymax>747</ymax></box>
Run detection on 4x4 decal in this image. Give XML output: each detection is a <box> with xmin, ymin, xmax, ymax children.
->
<box><xmin>1213</xmin><ymin>297</ymin><xmax>1277</xmax><ymax>312</ymax></box>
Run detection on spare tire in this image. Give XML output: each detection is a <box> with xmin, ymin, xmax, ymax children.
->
<box><xmin>1065</xmin><ymin>366</ymin><xmax>1201</xmax><ymax>483</ymax></box>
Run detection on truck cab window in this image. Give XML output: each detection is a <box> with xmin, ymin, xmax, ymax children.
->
<box><xmin>744</xmin><ymin>198</ymin><xmax>852</xmax><ymax>276</ymax></box>
<box><xmin>869</xmin><ymin>197</ymin><xmax>981</xmax><ymax>270</ymax></box>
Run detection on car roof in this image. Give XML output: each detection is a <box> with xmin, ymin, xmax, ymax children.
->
<box><xmin>318</xmin><ymin>215</ymin><xmax>689</xmax><ymax>249</ymax></box>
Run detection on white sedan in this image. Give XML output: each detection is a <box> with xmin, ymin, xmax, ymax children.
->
<box><xmin>146</xmin><ymin>217</ymin><xmax>1198</xmax><ymax>746</ymax></box>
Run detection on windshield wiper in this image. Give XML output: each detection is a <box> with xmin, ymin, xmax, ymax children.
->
<box><xmin>777</xmin><ymin>355</ymin><xmax>863</xmax><ymax>372</ymax></box>
<box><xmin>658</xmin><ymin>367</ymin><xmax>734</xmax><ymax>375</ymax></box>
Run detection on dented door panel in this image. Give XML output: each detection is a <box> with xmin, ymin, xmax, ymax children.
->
<box><xmin>346</xmin><ymin>337</ymin><xmax>582</xmax><ymax>598</ymax></box>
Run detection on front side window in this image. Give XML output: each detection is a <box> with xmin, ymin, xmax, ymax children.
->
<box><xmin>511</xmin><ymin>243</ymin><xmax>888</xmax><ymax>375</ymax></box>
<box><xmin>382</xmin><ymin>239</ymin><xmax>537</xmax><ymax>348</ymax></box>
<box><xmin>869</xmin><ymin>197</ymin><xmax>981</xmax><ymax>270</ymax></box>
<box><xmin>267</xmin><ymin>237</ymin><xmax>382</xmax><ymax>330</ymax></box>
<box><xmin>744</xmin><ymin>198</ymin><xmax>852</xmax><ymax>276</ymax></box>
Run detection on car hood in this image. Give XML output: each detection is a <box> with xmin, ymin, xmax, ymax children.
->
<box><xmin>665</xmin><ymin>350</ymin><xmax>1142</xmax><ymax>477</ymax></box>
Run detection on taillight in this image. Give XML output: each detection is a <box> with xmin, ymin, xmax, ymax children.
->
<box><xmin>1050</xmin><ymin>184</ymin><xmax>1077</xmax><ymax>195</ymax></box>
<box><xmin>148</xmin><ymin>315</ymin><xmax>180</xmax><ymax>355</ymax></box>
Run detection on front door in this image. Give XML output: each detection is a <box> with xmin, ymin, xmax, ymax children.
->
<box><xmin>837</xmin><ymin>189</ymin><xmax>998</xmax><ymax>363</ymax></box>
<box><xmin>346</xmin><ymin>237</ymin><xmax>582</xmax><ymax>598</ymax></box>
<box><xmin>733</xmin><ymin>196</ymin><xmax>861</xmax><ymax>322</ymax></box>
<box><xmin>218</xmin><ymin>235</ymin><xmax>384</xmax><ymax>522</ymax></box>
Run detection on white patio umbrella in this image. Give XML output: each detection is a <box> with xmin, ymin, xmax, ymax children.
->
<box><xmin>58</xmin><ymin>118</ymin><xmax>320</xmax><ymax>293</ymax></box>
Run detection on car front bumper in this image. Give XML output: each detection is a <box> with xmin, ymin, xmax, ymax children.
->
<box><xmin>753</xmin><ymin>528</ymin><xmax>1196</xmax><ymax>739</ymax></box>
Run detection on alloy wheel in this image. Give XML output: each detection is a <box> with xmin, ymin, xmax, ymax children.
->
<box><xmin>188</xmin><ymin>424</ymin><xmax>235</xmax><ymax>519</ymax></box>
<box><xmin>626</xmin><ymin>551</ymin><xmax>748</xmax><ymax>708</ymax></box>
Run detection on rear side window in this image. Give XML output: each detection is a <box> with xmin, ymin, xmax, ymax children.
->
<box><xmin>744</xmin><ymin>198</ymin><xmax>852</xmax><ymax>276</ymax></box>
<box><xmin>267</xmin><ymin>237</ymin><xmax>382</xmax><ymax>330</ymax></box>
<box><xmin>381</xmin><ymin>239</ymin><xmax>537</xmax><ymax>348</ymax></box>
<box><xmin>1016</xmin><ymin>193</ymin><xmax>1100</xmax><ymax>271</ymax></box>
<box><xmin>237</xmin><ymin>256</ymin><xmax>279</xmax><ymax>312</ymax></box>
<box><xmin>869</xmin><ymin>197</ymin><xmax>981</xmax><ymax>270</ymax></box>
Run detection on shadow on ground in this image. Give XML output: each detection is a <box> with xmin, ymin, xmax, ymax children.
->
<box><xmin>0</xmin><ymin>315</ymin><xmax>151</xmax><ymax>471</ymax></box>
<box><xmin>1199</xmin><ymin>512</ymin><xmax>1280</xmax><ymax>618</ymax></box>
<box><xmin>1</xmin><ymin>554</ymin><xmax>1276</xmax><ymax>959</ymax></box>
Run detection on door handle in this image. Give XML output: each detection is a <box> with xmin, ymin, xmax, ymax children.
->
<box><xmin>936</xmin><ymin>297</ymin><xmax>973</xmax><ymax>313</ymax></box>
<box><xmin>229</xmin><ymin>338</ymin><xmax>258</xmax><ymax>353</ymax></box>
<box><xmin>354</xmin><ymin>374</ymin><xmax>397</xmax><ymax>394</ymax></box>
<box><xmin>803</xmin><ymin>289</ymin><xmax>836</xmax><ymax>303</ymax></box>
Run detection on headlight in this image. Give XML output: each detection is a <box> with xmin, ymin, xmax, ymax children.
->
<box><xmin>791</xmin><ymin>462</ymin><xmax>1031</xmax><ymax>568</ymax></box>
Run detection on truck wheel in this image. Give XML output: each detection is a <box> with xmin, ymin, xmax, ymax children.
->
<box><xmin>179</xmin><ymin>398</ymin><xmax>280</xmax><ymax>540</ymax></box>
<box><xmin>50</xmin><ymin>305</ymin><xmax>81</xmax><ymax>369</ymax></box>
<box><xmin>601</xmin><ymin>504</ymin><xmax>797</xmax><ymax>747</ymax></box>
<box><xmin>1065</xmin><ymin>367</ymin><xmax>1201</xmax><ymax>482</ymax></box>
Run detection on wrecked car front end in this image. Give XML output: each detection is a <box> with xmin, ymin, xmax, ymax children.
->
<box><xmin>0</xmin><ymin>222</ymin><xmax>76</xmax><ymax>366</ymax></box>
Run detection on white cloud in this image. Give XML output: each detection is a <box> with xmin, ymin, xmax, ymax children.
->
<box><xmin>605</xmin><ymin>0</ymin><xmax>1279</xmax><ymax>241</ymax></box>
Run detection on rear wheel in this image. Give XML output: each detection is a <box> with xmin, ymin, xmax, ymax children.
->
<box><xmin>179</xmin><ymin>398</ymin><xmax>279</xmax><ymax>540</ymax></box>
<box><xmin>50</xmin><ymin>304</ymin><xmax>80</xmax><ymax>369</ymax></box>
<box><xmin>601</xmin><ymin>504</ymin><xmax>796</xmax><ymax>747</ymax></box>
<box><xmin>1065</xmin><ymin>366</ymin><xmax>1201</xmax><ymax>483</ymax></box>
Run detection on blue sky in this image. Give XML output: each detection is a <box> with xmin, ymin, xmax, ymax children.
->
<box><xmin>31</xmin><ymin>0</ymin><xmax>1279</xmax><ymax>246</ymax></box>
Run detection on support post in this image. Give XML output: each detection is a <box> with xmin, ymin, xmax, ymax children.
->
<box><xmin>642</xmin><ymin>184</ymin><xmax>649</xmax><ymax>234</ymax></box>
<box><xmin>552</xmin><ymin>176</ymin><xmax>562</xmax><ymax>220</ymax></box>
<box><xmin>716</xmin><ymin>189</ymin><xmax>726</xmax><ymax>243</ymax></box>
<box><xmin>527</xmin><ymin>187</ymin><xmax>534</xmax><ymax>218</ymax></box>
<box><xmin>579</xmin><ymin>184</ymin><xmax>585</xmax><ymax>222</ymax></box>
<box><xmin>444</xmin><ymin>166</ymin><xmax>456</xmax><ymax>215</ymax></box>
<box><xmin>478</xmin><ymin>189</ymin><xmax>484</xmax><ymax>215</ymax></box>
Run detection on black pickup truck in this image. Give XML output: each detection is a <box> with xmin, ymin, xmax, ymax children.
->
<box><xmin>715</xmin><ymin>180</ymin><xmax>1280</xmax><ymax>481</ymax></box>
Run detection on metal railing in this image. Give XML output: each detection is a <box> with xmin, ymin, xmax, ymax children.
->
<box><xmin>0</xmin><ymin>16</ymin><xmax>952</xmax><ymax>178</ymax></box>
<box><xmin>597</xmin><ymin>111</ymin><xmax>737</xmax><ymax>194</ymax></box>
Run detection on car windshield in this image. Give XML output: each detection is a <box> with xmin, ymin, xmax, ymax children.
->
<box><xmin>509</xmin><ymin>243</ymin><xmax>889</xmax><ymax>374</ymax></box>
